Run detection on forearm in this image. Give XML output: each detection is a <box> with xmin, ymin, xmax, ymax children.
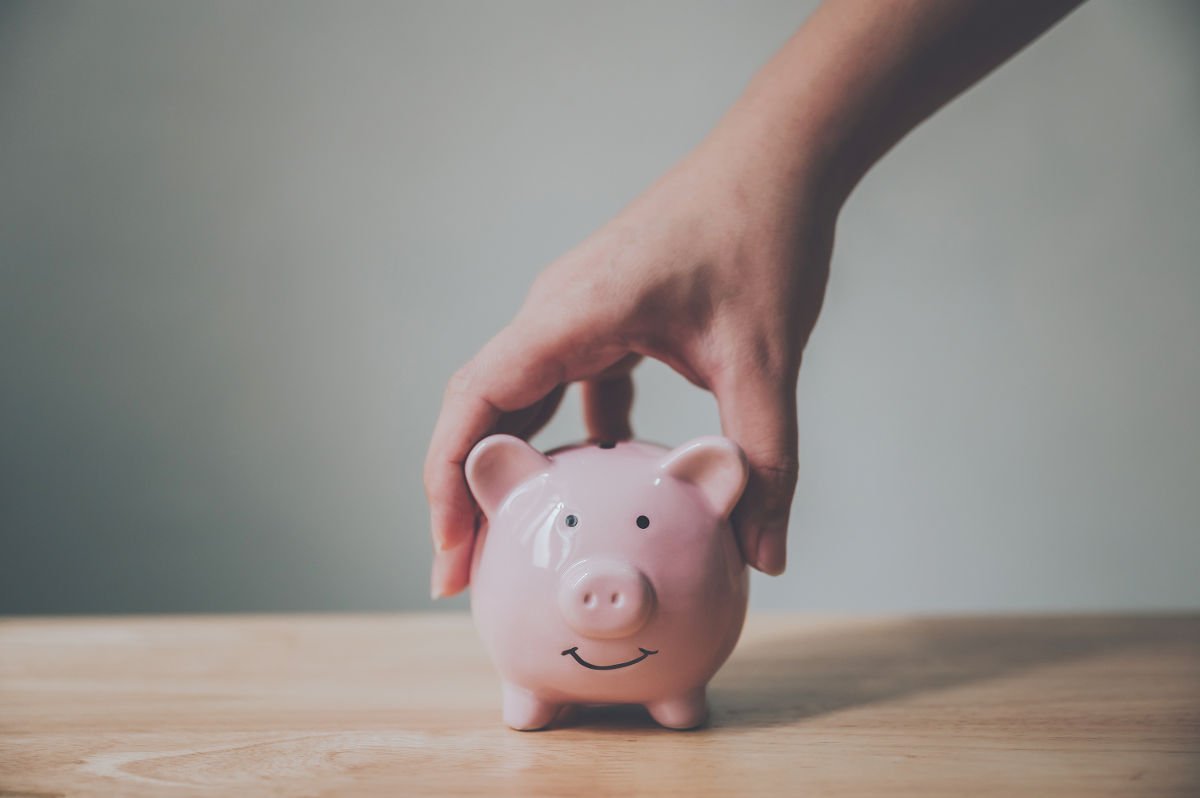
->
<box><xmin>706</xmin><ymin>0</ymin><xmax>1085</xmax><ymax>206</ymax></box>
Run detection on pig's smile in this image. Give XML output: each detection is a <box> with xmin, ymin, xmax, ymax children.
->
<box><xmin>561</xmin><ymin>646</ymin><xmax>658</xmax><ymax>670</ymax></box>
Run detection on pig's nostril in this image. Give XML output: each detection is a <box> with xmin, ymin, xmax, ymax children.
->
<box><xmin>559</xmin><ymin>560</ymin><xmax>653</xmax><ymax>638</ymax></box>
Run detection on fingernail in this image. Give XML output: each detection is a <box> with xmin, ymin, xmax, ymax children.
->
<box><xmin>753</xmin><ymin>525</ymin><xmax>787</xmax><ymax>576</ymax></box>
<box><xmin>430</xmin><ymin>556</ymin><xmax>446</xmax><ymax>600</ymax></box>
<box><xmin>434</xmin><ymin>524</ymin><xmax>466</xmax><ymax>552</ymax></box>
<box><xmin>432</xmin><ymin>520</ymin><xmax>449</xmax><ymax>552</ymax></box>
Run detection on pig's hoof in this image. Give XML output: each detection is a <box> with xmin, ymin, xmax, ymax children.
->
<box><xmin>502</xmin><ymin>684</ymin><xmax>559</xmax><ymax>731</ymax></box>
<box><xmin>646</xmin><ymin>689</ymin><xmax>708</xmax><ymax>730</ymax></box>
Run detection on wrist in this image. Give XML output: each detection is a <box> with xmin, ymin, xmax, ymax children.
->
<box><xmin>695</xmin><ymin>104</ymin><xmax>849</xmax><ymax>231</ymax></box>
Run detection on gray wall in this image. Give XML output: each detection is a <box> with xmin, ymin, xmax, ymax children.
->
<box><xmin>2</xmin><ymin>1</ymin><xmax>1198</xmax><ymax>614</ymax></box>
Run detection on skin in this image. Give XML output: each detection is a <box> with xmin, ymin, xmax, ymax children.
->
<box><xmin>426</xmin><ymin>0</ymin><xmax>1085</xmax><ymax>598</ymax></box>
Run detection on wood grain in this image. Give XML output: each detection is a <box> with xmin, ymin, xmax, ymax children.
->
<box><xmin>1</xmin><ymin>613</ymin><xmax>1197</xmax><ymax>796</ymax></box>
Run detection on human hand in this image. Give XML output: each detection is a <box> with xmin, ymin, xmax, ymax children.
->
<box><xmin>424</xmin><ymin>123</ymin><xmax>838</xmax><ymax>598</ymax></box>
<box><xmin>424</xmin><ymin>0</ymin><xmax>1086</xmax><ymax>599</ymax></box>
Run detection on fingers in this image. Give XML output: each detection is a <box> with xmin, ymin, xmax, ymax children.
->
<box><xmin>424</xmin><ymin>324</ymin><xmax>566</xmax><ymax>559</ymax></box>
<box><xmin>438</xmin><ymin>384</ymin><xmax>564</xmax><ymax>593</ymax></box>
<box><xmin>430</xmin><ymin>532</ymin><xmax>475</xmax><ymax>599</ymax></box>
<box><xmin>582</xmin><ymin>374</ymin><xmax>634</xmax><ymax>442</ymax></box>
<box><xmin>425</xmin><ymin>316</ymin><xmax>630</xmax><ymax>599</ymax></box>
<box><xmin>712</xmin><ymin>366</ymin><xmax>800</xmax><ymax>576</ymax></box>
<box><xmin>510</xmin><ymin>383</ymin><xmax>567</xmax><ymax>441</ymax></box>
<box><xmin>581</xmin><ymin>352</ymin><xmax>641</xmax><ymax>441</ymax></box>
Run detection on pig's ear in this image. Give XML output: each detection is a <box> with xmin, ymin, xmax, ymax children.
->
<box><xmin>465</xmin><ymin>434</ymin><xmax>552</xmax><ymax>517</ymax></box>
<box><xmin>658</xmin><ymin>436</ymin><xmax>748</xmax><ymax>519</ymax></box>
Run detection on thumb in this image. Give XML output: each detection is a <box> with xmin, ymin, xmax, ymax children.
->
<box><xmin>713</xmin><ymin>366</ymin><xmax>800</xmax><ymax>575</ymax></box>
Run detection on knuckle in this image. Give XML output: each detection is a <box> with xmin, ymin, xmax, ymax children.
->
<box><xmin>754</xmin><ymin>457</ymin><xmax>800</xmax><ymax>508</ymax></box>
<box><xmin>746</xmin><ymin>336</ymin><xmax>799</xmax><ymax>383</ymax></box>
<box><xmin>421</xmin><ymin>458</ymin><xmax>440</xmax><ymax>495</ymax></box>
<box><xmin>445</xmin><ymin>364</ymin><xmax>475</xmax><ymax>397</ymax></box>
<box><xmin>424</xmin><ymin>461</ymin><xmax>468</xmax><ymax>511</ymax></box>
<box><xmin>422</xmin><ymin>465</ymin><xmax>446</xmax><ymax>505</ymax></box>
<box><xmin>759</xmin><ymin>457</ymin><xmax>800</xmax><ymax>484</ymax></box>
<box><xmin>711</xmin><ymin>333</ymin><xmax>799</xmax><ymax>391</ymax></box>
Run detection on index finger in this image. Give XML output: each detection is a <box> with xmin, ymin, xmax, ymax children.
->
<box><xmin>423</xmin><ymin>324</ymin><xmax>567</xmax><ymax>556</ymax></box>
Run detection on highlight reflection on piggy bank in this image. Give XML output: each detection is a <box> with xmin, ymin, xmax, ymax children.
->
<box><xmin>465</xmin><ymin>435</ymin><xmax>749</xmax><ymax>730</ymax></box>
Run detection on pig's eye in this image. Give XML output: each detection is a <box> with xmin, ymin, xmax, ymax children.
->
<box><xmin>564</xmin><ymin>514</ymin><xmax>579</xmax><ymax>528</ymax></box>
<box><xmin>636</xmin><ymin>515</ymin><xmax>650</xmax><ymax>529</ymax></box>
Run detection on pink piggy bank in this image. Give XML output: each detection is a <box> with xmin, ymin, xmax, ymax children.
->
<box><xmin>465</xmin><ymin>435</ymin><xmax>750</xmax><ymax>730</ymax></box>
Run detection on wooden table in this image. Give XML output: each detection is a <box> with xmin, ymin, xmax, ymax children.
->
<box><xmin>2</xmin><ymin>614</ymin><xmax>1197</xmax><ymax>796</ymax></box>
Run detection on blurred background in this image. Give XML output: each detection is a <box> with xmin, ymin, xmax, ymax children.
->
<box><xmin>2</xmin><ymin>1</ymin><xmax>1198</xmax><ymax>615</ymax></box>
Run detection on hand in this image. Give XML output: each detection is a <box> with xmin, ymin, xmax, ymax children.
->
<box><xmin>424</xmin><ymin>0</ymin><xmax>1084</xmax><ymax>599</ymax></box>
<box><xmin>424</xmin><ymin>125</ymin><xmax>837</xmax><ymax>598</ymax></box>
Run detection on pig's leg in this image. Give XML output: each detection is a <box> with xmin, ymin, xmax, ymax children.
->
<box><xmin>645</xmin><ymin>687</ymin><xmax>707</xmax><ymax>730</ymax></box>
<box><xmin>553</xmin><ymin>704</ymin><xmax>578</xmax><ymax>726</ymax></box>
<box><xmin>501</xmin><ymin>683</ymin><xmax>559</xmax><ymax>731</ymax></box>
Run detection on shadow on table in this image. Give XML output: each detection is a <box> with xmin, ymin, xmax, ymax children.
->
<box><xmin>708</xmin><ymin>614</ymin><xmax>1193</xmax><ymax>729</ymax></box>
<box><xmin>552</xmin><ymin>615</ymin><xmax>1196</xmax><ymax>732</ymax></box>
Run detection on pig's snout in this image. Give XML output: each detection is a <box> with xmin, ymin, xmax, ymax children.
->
<box><xmin>558</xmin><ymin>559</ymin><xmax>654</xmax><ymax>639</ymax></box>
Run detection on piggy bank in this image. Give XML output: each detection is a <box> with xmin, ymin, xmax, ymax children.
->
<box><xmin>465</xmin><ymin>434</ymin><xmax>750</xmax><ymax>730</ymax></box>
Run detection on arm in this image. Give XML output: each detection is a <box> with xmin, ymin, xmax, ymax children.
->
<box><xmin>715</xmin><ymin>0</ymin><xmax>1086</xmax><ymax>204</ymax></box>
<box><xmin>425</xmin><ymin>0</ymin><xmax>1084</xmax><ymax>597</ymax></box>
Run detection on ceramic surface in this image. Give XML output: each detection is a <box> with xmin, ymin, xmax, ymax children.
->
<box><xmin>465</xmin><ymin>435</ymin><xmax>750</xmax><ymax>730</ymax></box>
